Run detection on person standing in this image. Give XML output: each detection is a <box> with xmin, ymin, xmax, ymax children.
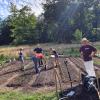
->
<box><xmin>18</xmin><ymin>48</ymin><xmax>24</xmax><ymax>71</ymax></box>
<box><xmin>79</xmin><ymin>38</ymin><xmax>97</xmax><ymax>77</ymax></box>
<box><xmin>50</xmin><ymin>48</ymin><xmax>59</xmax><ymax>67</ymax></box>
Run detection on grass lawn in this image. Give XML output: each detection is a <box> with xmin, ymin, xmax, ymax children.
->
<box><xmin>94</xmin><ymin>61</ymin><xmax>100</xmax><ymax>65</ymax></box>
<box><xmin>0</xmin><ymin>90</ymin><xmax>57</xmax><ymax>100</ymax></box>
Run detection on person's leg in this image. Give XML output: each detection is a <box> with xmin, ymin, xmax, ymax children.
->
<box><xmin>38</xmin><ymin>58</ymin><xmax>40</xmax><ymax>67</ymax></box>
<box><xmin>54</xmin><ymin>58</ymin><xmax>59</xmax><ymax>67</ymax></box>
<box><xmin>84</xmin><ymin>61</ymin><xmax>96</xmax><ymax>77</ymax></box>
<box><xmin>55</xmin><ymin>58</ymin><xmax>59</xmax><ymax>66</ymax></box>
<box><xmin>19</xmin><ymin>56</ymin><xmax>24</xmax><ymax>71</ymax></box>
<box><xmin>38</xmin><ymin>58</ymin><xmax>43</xmax><ymax>67</ymax></box>
<box><xmin>21</xmin><ymin>56</ymin><xmax>24</xmax><ymax>63</ymax></box>
<box><xmin>32</xmin><ymin>56</ymin><xmax>39</xmax><ymax>73</ymax></box>
<box><xmin>20</xmin><ymin>62</ymin><xmax>24</xmax><ymax>71</ymax></box>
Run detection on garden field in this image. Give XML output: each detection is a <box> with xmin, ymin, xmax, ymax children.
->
<box><xmin>0</xmin><ymin>44</ymin><xmax>100</xmax><ymax>100</ymax></box>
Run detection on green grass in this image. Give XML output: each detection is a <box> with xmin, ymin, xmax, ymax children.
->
<box><xmin>96</xmin><ymin>45</ymin><xmax>100</xmax><ymax>50</ymax></box>
<box><xmin>43</xmin><ymin>47</ymin><xmax>80</xmax><ymax>57</ymax></box>
<box><xmin>62</xmin><ymin>48</ymin><xmax>80</xmax><ymax>57</ymax></box>
<box><xmin>0</xmin><ymin>54</ymin><xmax>10</xmax><ymax>65</ymax></box>
<box><xmin>94</xmin><ymin>61</ymin><xmax>100</xmax><ymax>65</ymax></box>
<box><xmin>0</xmin><ymin>91</ymin><xmax>57</xmax><ymax>100</ymax></box>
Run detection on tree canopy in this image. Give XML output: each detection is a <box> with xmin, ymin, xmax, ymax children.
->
<box><xmin>0</xmin><ymin>0</ymin><xmax>100</xmax><ymax>45</ymax></box>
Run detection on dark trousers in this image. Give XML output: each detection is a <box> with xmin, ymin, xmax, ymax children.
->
<box><xmin>19</xmin><ymin>56</ymin><xmax>24</xmax><ymax>70</ymax></box>
<box><xmin>19</xmin><ymin>56</ymin><xmax>24</xmax><ymax>63</ymax></box>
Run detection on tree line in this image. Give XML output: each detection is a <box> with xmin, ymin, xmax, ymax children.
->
<box><xmin>0</xmin><ymin>0</ymin><xmax>100</xmax><ymax>45</ymax></box>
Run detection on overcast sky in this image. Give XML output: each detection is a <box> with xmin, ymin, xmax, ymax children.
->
<box><xmin>0</xmin><ymin>0</ymin><xmax>44</xmax><ymax>18</ymax></box>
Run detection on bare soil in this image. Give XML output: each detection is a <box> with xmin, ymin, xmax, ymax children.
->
<box><xmin>0</xmin><ymin>57</ymin><xmax>100</xmax><ymax>94</ymax></box>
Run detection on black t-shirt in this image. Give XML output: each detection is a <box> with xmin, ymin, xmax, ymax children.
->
<box><xmin>34</xmin><ymin>48</ymin><xmax>43</xmax><ymax>53</ymax></box>
<box><xmin>79</xmin><ymin>45</ymin><xmax>97</xmax><ymax>61</ymax></box>
<box><xmin>19</xmin><ymin>51</ymin><xmax>23</xmax><ymax>56</ymax></box>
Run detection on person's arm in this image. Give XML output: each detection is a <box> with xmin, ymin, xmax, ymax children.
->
<box><xmin>43</xmin><ymin>57</ymin><xmax>46</xmax><ymax>65</ymax></box>
<box><xmin>89</xmin><ymin>45</ymin><xmax>97</xmax><ymax>57</ymax></box>
<box><xmin>91</xmin><ymin>48</ymin><xmax>97</xmax><ymax>57</ymax></box>
<box><xmin>40</xmin><ymin>48</ymin><xmax>43</xmax><ymax>53</ymax></box>
<box><xmin>33</xmin><ymin>51</ymin><xmax>36</xmax><ymax>55</ymax></box>
<box><xmin>42</xmin><ymin>55</ymin><xmax>47</xmax><ymax>69</ymax></box>
<box><xmin>34</xmin><ymin>48</ymin><xmax>36</xmax><ymax>52</ymax></box>
<box><xmin>80</xmin><ymin>52</ymin><xmax>84</xmax><ymax>59</ymax></box>
<box><xmin>79</xmin><ymin>47</ymin><xmax>83</xmax><ymax>58</ymax></box>
<box><xmin>43</xmin><ymin>55</ymin><xmax>46</xmax><ymax>65</ymax></box>
<box><xmin>33</xmin><ymin>48</ymin><xmax>37</xmax><ymax>54</ymax></box>
<box><xmin>91</xmin><ymin>51</ymin><xmax>97</xmax><ymax>57</ymax></box>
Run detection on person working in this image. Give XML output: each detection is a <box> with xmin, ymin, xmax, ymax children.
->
<box><xmin>32</xmin><ymin>44</ymin><xmax>46</xmax><ymax>73</ymax></box>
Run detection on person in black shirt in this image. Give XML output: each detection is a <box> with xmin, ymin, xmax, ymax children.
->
<box><xmin>33</xmin><ymin>44</ymin><xmax>43</xmax><ymax>53</ymax></box>
<box><xmin>79</xmin><ymin>38</ymin><xmax>97</xmax><ymax>77</ymax></box>
<box><xmin>34</xmin><ymin>48</ymin><xmax>42</xmax><ymax>53</ymax></box>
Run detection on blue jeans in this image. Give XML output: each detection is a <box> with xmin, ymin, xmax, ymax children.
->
<box><xmin>32</xmin><ymin>56</ymin><xmax>39</xmax><ymax>73</ymax></box>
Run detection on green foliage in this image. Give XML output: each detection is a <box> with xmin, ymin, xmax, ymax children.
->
<box><xmin>0</xmin><ymin>0</ymin><xmax>100</xmax><ymax>45</ymax></box>
<box><xmin>43</xmin><ymin>0</ymin><xmax>100</xmax><ymax>43</ymax></box>
<box><xmin>43</xmin><ymin>0</ymin><xmax>74</xmax><ymax>43</ymax></box>
<box><xmin>0</xmin><ymin>54</ymin><xmax>10</xmax><ymax>61</ymax></box>
<box><xmin>0</xmin><ymin>18</ymin><xmax>13</xmax><ymax>45</ymax></box>
<box><xmin>74</xmin><ymin>29</ymin><xmax>82</xmax><ymax>42</ymax></box>
<box><xmin>62</xmin><ymin>48</ymin><xmax>80</xmax><ymax>57</ymax></box>
<box><xmin>94</xmin><ymin>61</ymin><xmax>100</xmax><ymax>65</ymax></box>
<box><xmin>0</xmin><ymin>54</ymin><xmax>9</xmax><ymax>65</ymax></box>
<box><xmin>7</xmin><ymin>4</ymin><xmax>37</xmax><ymax>44</ymax></box>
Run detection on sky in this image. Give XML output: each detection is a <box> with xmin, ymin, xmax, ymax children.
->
<box><xmin>0</xmin><ymin>0</ymin><xmax>44</xmax><ymax>18</ymax></box>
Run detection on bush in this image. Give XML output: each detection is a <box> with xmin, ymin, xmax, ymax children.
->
<box><xmin>0</xmin><ymin>54</ymin><xmax>8</xmax><ymax>61</ymax></box>
<box><xmin>74</xmin><ymin>29</ymin><xmax>82</xmax><ymax>43</ymax></box>
<box><xmin>0</xmin><ymin>54</ymin><xmax>9</xmax><ymax>65</ymax></box>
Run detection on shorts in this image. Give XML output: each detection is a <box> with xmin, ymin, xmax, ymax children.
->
<box><xmin>84</xmin><ymin>60</ymin><xmax>96</xmax><ymax>77</ymax></box>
